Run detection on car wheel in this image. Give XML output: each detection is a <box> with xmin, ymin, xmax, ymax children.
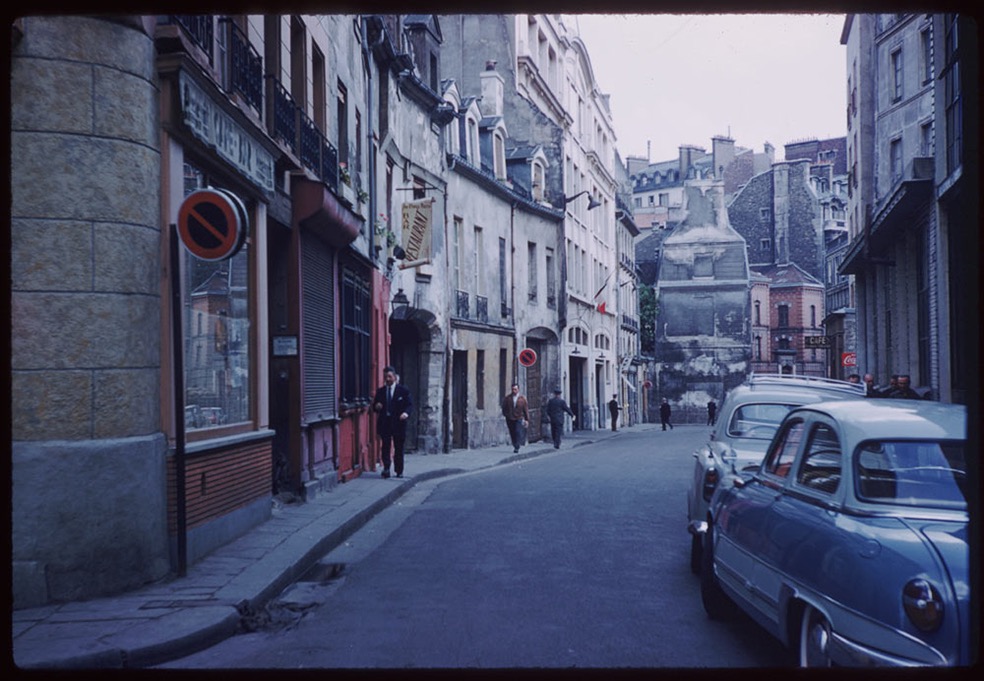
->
<box><xmin>699</xmin><ymin>523</ymin><xmax>733</xmax><ymax>619</ymax></box>
<box><xmin>798</xmin><ymin>604</ymin><xmax>834</xmax><ymax>667</ymax></box>
<box><xmin>690</xmin><ymin>533</ymin><xmax>702</xmax><ymax>574</ymax></box>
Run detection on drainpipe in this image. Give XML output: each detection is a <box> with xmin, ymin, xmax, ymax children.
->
<box><xmin>442</xmin><ymin>161</ymin><xmax>453</xmax><ymax>452</ymax></box>
<box><xmin>510</xmin><ymin>200</ymin><xmax>519</xmax><ymax>387</ymax></box>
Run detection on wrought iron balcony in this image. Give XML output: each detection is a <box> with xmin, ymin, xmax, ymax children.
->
<box><xmin>223</xmin><ymin>19</ymin><xmax>262</xmax><ymax>115</ymax></box>
<box><xmin>456</xmin><ymin>290</ymin><xmax>470</xmax><ymax>319</ymax></box>
<box><xmin>476</xmin><ymin>295</ymin><xmax>489</xmax><ymax>323</ymax></box>
<box><xmin>168</xmin><ymin>15</ymin><xmax>214</xmax><ymax>63</ymax></box>
<box><xmin>267</xmin><ymin>77</ymin><xmax>297</xmax><ymax>155</ymax></box>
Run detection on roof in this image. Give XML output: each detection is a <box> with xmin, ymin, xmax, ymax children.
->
<box><xmin>791</xmin><ymin>399</ymin><xmax>966</xmax><ymax>443</ymax></box>
<box><xmin>751</xmin><ymin>262</ymin><xmax>823</xmax><ymax>287</ymax></box>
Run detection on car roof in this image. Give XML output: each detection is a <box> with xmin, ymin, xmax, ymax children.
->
<box><xmin>787</xmin><ymin>399</ymin><xmax>967</xmax><ymax>442</ymax></box>
<box><xmin>744</xmin><ymin>373</ymin><xmax>867</xmax><ymax>397</ymax></box>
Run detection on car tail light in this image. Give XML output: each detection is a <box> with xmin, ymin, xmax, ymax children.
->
<box><xmin>703</xmin><ymin>467</ymin><xmax>719</xmax><ymax>501</ymax></box>
<box><xmin>903</xmin><ymin>579</ymin><xmax>944</xmax><ymax>632</ymax></box>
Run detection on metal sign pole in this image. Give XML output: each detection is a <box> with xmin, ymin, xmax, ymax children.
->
<box><xmin>170</xmin><ymin>223</ymin><xmax>188</xmax><ymax>576</ymax></box>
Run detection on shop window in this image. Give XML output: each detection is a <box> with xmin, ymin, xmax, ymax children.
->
<box><xmin>340</xmin><ymin>267</ymin><xmax>371</xmax><ymax>403</ymax></box>
<box><xmin>182</xmin><ymin>163</ymin><xmax>251</xmax><ymax>432</ymax></box>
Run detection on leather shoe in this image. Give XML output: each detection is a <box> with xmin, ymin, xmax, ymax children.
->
<box><xmin>381</xmin><ymin>471</ymin><xmax>390</xmax><ymax>478</ymax></box>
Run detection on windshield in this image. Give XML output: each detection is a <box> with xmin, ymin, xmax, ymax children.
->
<box><xmin>727</xmin><ymin>403</ymin><xmax>795</xmax><ymax>440</ymax></box>
<box><xmin>854</xmin><ymin>440</ymin><xmax>966</xmax><ymax>509</ymax></box>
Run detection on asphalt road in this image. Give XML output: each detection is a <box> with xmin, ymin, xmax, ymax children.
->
<box><xmin>159</xmin><ymin>424</ymin><xmax>788</xmax><ymax>669</ymax></box>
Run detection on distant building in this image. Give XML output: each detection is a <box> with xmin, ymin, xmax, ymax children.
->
<box><xmin>654</xmin><ymin>180</ymin><xmax>751</xmax><ymax>419</ymax></box>
<box><xmin>749</xmin><ymin>262</ymin><xmax>827</xmax><ymax>377</ymax></box>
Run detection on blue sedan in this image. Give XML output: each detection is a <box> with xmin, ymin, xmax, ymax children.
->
<box><xmin>700</xmin><ymin>399</ymin><xmax>969</xmax><ymax>667</ymax></box>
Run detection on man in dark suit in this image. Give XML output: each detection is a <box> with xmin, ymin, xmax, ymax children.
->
<box><xmin>372</xmin><ymin>366</ymin><xmax>413</xmax><ymax>478</ymax></box>
<box><xmin>546</xmin><ymin>388</ymin><xmax>576</xmax><ymax>449</ymax></box>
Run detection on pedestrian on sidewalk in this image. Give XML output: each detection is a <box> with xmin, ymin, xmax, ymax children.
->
<box><xmin>501</xmin><ymin>383</ymin><xmax>529</xmax><ymax>453</ymax></box>
<box><xmin>608</xmin><ymin>394</ymin><xmax>621</xmax><ymax>431</ymax></box>
<box><xmin>372</xmin><ymin>366</ymin><xmax>412</xmax><ymax>478</ymax></box>
<box><xmin>546</xmin><ymin>388</ymin><xmax>576</xmax><ymax>448</ymax></box>
<box><xmin>660</xmin><ymin>398</ymin><xmax>674</xmax><ymax>431</ymax></box>
<box><xmin>706</xmin><ymin>398</ymin><xmax>717</xmax><ymax>425</ymax></box>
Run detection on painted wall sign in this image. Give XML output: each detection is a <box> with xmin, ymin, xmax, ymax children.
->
<box><xmin>179</xmin><ymin>71</ymin><xmax>275</xmax><ymax>193</ymax></box>
<box><xmin>841</xmin><ymin>352</ymin><xmax>857</xmax><ymax>367</ymax></box>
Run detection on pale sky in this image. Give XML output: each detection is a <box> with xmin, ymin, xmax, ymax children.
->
<box><xmin>571</xmin><ymin>13</ymin><xmax>848</xmax><ymax>163</ymax></box>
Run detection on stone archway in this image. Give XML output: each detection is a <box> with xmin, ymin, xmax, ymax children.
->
<box><xmin>390</xmin><ymin>307</ymin><xmax>444</xmax><ymax>453</ymax></box>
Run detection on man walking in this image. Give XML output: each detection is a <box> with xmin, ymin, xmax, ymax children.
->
<box><xmin>660</xmin><ymin>398</ymin><xmax>674</xmax><ymax>431</ymax></box>
<box><xmin>706</xmin><ymin>398</ymin><xmax>717</xmax><ymax>426</ymax></box>
<box><xmin>546</xmin><ymin>388</ymin><xmax>576</xmax><ymax>449</ymax></box>
<box><xmin>372</xmin><ymin>366</ymin><xmax>412</xmax><ymax>478</ymax></box>
<box><xmin>501</xmin><ymin>383</ymin><xmax>529</xmax><ymax>453</ymax></box>
<box><xmin>607</xmin><ymin>394</ymin><xmax>621</xmax><ymax>431</ymax></box>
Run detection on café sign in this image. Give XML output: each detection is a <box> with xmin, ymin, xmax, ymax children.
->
<box><xmin>180</xmin><ymin>72</ymin><xmax>275</xmax><ymax>193</ymax></box>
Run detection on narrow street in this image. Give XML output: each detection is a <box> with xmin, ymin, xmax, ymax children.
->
<box><xmin>160</xmin><ymin>425</ymin><xmax>788</xmax><ymax>669</ymax></box>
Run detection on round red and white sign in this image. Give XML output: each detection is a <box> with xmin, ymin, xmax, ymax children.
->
<box><xmin>518</xmin><ymin>348</ymin><xmax>537</xmax><ymax>367</ymax></box>
<box><xmin>177</xmin><ymin>189</ymin><xmax>248</xmax><ymax>261</ymax></box>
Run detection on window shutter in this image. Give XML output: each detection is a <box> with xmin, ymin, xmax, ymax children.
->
<box><xmin>301</xmin><ymin>231</ymin><xmax>336</xmax><ymax>422</ymax></box>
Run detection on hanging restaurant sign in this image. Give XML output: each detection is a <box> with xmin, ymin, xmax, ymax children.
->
<box><xmin>401</xmin><ymin>198</ymin><xmax>434</xmax><ymax>262</ymax></box>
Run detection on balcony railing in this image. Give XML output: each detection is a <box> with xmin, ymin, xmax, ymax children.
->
<box><xmin>170</xmin><ymin>15</ymin><xmax>213</xmax><ymax>63</ymax></box>
<box><xmin>476</xmin><ymin>295</ymin><xmax>489</xmax><ymax>323</ymax></box>
<box><xmin>267</xmin><ymin>77</ymin><xmax>297</xmax><ymax>154</ymax></box>
<box><xmin>456</xmin><ymin>290</ymin><xmax>470</xmax><ymax>319</ymax></box>
<box><xmin>224</xmin><ymin>19</ymin><xmax>262</xmax><ymax>114</ymax></box>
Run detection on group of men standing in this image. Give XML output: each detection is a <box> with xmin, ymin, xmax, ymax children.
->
<box><xmin>851</xmin><ymin>372</ymin><xmax>924</xmax><ymax>399</ymax></box>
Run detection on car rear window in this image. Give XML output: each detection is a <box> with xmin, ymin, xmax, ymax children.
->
<box><xmin>854</xmin><ymin>440</ymin><xmax>967</xmax><ymax>509</ymax></box>
<box><xmin>728</xmin><ymin>403</ymin><xmax>795</xmax><ymax>440</ymax></box>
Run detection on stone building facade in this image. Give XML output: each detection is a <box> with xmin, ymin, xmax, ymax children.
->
<box><xmin>839</xmin><ymin>13</ymin><xmax>978</xmax><ymax>403</ymax></box>
<box><xmin>11</xmin><ymin>15</ymin><xmax>170</xmax><ymax>607</ymax></box>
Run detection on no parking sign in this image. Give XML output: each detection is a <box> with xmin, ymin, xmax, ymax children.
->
<box><xmin>518</xmin><ymin>348</ymin><xmax>537</xmax><ymax>367</ymax></box>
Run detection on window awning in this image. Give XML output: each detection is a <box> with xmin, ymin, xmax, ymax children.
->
<box><xmin>292</xmin><ymin>177</ymin><xmax>363</xmax><ymax>248</ymax></box>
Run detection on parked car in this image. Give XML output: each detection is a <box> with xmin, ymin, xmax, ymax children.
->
<box><xmin>700</xmin><ymin>399</ymin><xmax>968</xmax><ymax>667</ymax></box>
<box><xmin>687</xmin><ymin>374</ymin><xmax>866</xmax><ymax>572</ymax></box>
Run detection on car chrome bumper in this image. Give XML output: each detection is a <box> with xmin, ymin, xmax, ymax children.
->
<box><xmin>829</xmin><ymin>630</ymin><xmax>947</xmax><ymax>667</ymax></box>
<box><xmin>688</xmin><ymin>520</ymin><xmax>708</xmax><ymax>536</ymax></box>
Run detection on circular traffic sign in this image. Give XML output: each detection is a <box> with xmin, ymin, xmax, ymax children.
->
<box><xmin>518</xmin><ymin>348</ymin><xmax>537</xmax><ymax>367</ymax></box>
<box><xmin>177</xmin><ymin>188</ymin><xmax>246</xmax><ymax>261</ymax></box>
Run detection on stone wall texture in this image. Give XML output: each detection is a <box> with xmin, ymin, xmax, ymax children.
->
<box><xmin>11</xmin><ymin>15</ymin><xmax>169</xmax><ymax>607</ymax></box>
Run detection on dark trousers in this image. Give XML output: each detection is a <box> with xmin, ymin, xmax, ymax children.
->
<box><xmin>507</xmin><ymin>419</ymin><xmax>527</xmax><ymax>451</ymax></box>
<box><xmin>610</xmin><ymin>415</ymin><xmax>618</xmax><ymax>431</ymax></box>
<box><xmin>707</xmin><ymin>412</ymin><xmax>716</xmax><ymax>425</ymax></box>
<box><xmin>661</xmin><ymin>416</ymin><xmax>673</xmax><ymax>430</ymax></box>
<box><xmin>380</xmin><ymin>433</ymin><xmax>405</xmax><ymax>476</ymax></box>
<box><xmin>550</xmin><ymin>421</ymin><xmax>563</xmax><ymax>448</ymax></box>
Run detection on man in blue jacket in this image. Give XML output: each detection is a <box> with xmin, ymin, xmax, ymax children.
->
<box><xmin>373</xmin><ymin>366</ymin><xmax>413</xmax><ymax>478</ymax></box>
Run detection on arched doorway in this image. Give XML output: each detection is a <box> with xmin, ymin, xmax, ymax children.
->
<box><xmin>389</xmin><ymin>318</ymin><xmax>420</xmax><ymax>451</ymax></box>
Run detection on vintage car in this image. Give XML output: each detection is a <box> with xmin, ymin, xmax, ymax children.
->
<box><xmin>700</xmin><ymin>399</ymin><xmax>968</xmax><ymax>667</ymax></box>
<box><xmin>687</xmin><ymin>374</ymin><xmax>866</xmax><ymax>572</ymax></box>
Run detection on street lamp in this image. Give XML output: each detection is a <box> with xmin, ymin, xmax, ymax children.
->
<box><xmin>391</xmin><ymin>288</ymin><xmax>410</xmax><ymax>319</ymax></box>
<box><xmin>563</xmin><ymin>190</ymin><xmax>601</xmax><ymax>210</ymax></box>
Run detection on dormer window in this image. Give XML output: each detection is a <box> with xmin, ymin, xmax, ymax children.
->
<box><xmin>532</xmin><ymin>160</ymin><xmax>545</xmax><ymax>201</ymax></box>
<box><xmin>493</xmin><ymin>131</ymin><xmax>506</xmax><ymax>180</ymax></box>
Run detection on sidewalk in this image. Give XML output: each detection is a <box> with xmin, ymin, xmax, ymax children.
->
<box><xmin>12</xmin><ymin>426</ymin><xmax>632</xmax><ymax>669</ymax></box>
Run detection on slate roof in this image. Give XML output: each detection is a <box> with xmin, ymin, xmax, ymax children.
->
<box><xmin>751</xmin><ymin>262</ymin><xmax>824</xmax><ymax>287</ymax></box>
